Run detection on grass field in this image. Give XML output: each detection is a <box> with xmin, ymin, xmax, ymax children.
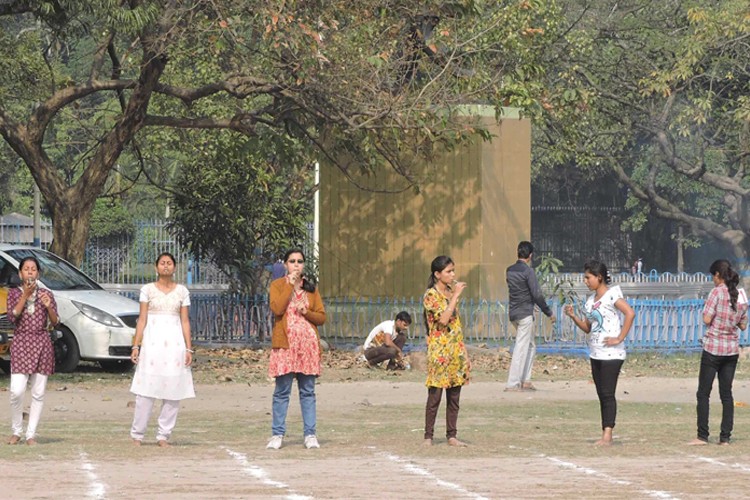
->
<box><xmin>1</xmin><ymin>350</ymin><xmax>749</xmax><ymax>499</ymax></box>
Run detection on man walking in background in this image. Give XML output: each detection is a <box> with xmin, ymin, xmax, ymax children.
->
<box><xmin>505</xmin><ymin>241</ymin><xmax>556</xmax><ymax>392</ymax></box>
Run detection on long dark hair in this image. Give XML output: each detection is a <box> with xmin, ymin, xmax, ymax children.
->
<box><xmin>709</xmin><ymin>259</ymin><xmax>740</xmax><ymax>311</ymax></box>
<box><xmin>583</xmin><ymin>260</ymin><xmax>611</xmax><ymax>285</ymax></box>
<box><xmin>284</xmin><ymin>248</ymin><xmax>316</xmax><ymax>293</ymax></box>
<box><xmin>424</xmin><ymin>255</ymin><xmax>454</xmax><ymax>331</ymax></box>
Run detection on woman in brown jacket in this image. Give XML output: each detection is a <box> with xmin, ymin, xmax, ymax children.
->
<box><xmin>266</xmin><ymin>249</ymin><xmax>326</xmax><ymax>450</ymax></box>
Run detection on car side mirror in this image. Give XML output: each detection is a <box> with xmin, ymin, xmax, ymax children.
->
<box><xmin>8</xmin><ymin>274</ymin><xmax>21</xmax><ymax>287</ymax></box>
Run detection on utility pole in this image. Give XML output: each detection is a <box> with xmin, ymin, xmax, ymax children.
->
<box><xmin>676</xmin><ymin>225</ymin><xmax>684</xmax><ymax>273</ymax></box>
<box><xmin>33</xmin><ymin>183</ymin><xmax>41</xmax><ymax>247</ymax></box>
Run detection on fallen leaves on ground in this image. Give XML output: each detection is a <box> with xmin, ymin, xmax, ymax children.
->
<box><xmin>189</xmin><ymin>345</ymin><xmax>705</xmax><ymax>383</ymax></box>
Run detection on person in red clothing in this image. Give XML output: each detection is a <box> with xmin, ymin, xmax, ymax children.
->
<box><xmin>267</xmin><ymin>249</ymin><xmax>326</xmax><ymax>450</ymax></box>
<box><xmin>689</xmin><ymin>259</ymin><xmax>748</xmax><ymax>446</ymax></box>
<box><xmin>6</xmin><ymin>257</ymin><xmax>59</xmax><ymax>445</ymax></box>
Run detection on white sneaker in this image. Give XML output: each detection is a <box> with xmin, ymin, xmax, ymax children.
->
<box><xmin>304</xmin><ymin>435</ymin><xmax>320</xmax><ymax>449</ymax></box>
<box><xmin>266</xmin><ymin>435</ymin><xmax>283</xmax><ymax>450</ymax></box>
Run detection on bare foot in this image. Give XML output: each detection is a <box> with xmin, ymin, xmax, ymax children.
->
<box><xmin>7</xmin><ymin>435</ymin><xmax>21</xmax><ymax>445</ymax></box>
<box><xmin>522</xmin><ymin>382</ymin><xmax>537</xmax><ymax>391</ymax></box>
<box><xmin>594</xmin><ymin>439</ymin><xmax>613</xmax><ymax>447</ymax></box>
<box><xmin>157</xmin><ymin>440</ymin><xmax>170</xmax><ymax>448</ymax></box>
<box><xmin>447</xmin><ymin>437</ymin><xmax>468</xmax><ymax>447</ymax></box>
<box><xmin>26</xmin><ymin>438</ymin><xmax>37</xmax><ymax>446</ymax></box>
<box><xmin>719</xmin><ymin>441</ymin><xmax>730</xmax><ymax>446</ymax></box>
<box><xmin>687</xmin><ymin>439</ymin><xmax>708</xmax><ymax>446</ymax></box>
<box><xmin>132</xmin><ymin>439</ymin><xmax>142</xmax><ymax>446</ymax></box>
<box><xmin>422</xmin><ymin>438</ymin><xmax>433</xmax><ymax>447</ymax></box>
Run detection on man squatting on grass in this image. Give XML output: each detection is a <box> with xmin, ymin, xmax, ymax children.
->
<box><xmin>505</xmin><ymin>241</ymin><xmax>556</xmax><ymax>392</ymax></box>
<box><xmin>363</xmin><ymin>311</ymin><xmax>412</xmax><ymax>370</ymax></box>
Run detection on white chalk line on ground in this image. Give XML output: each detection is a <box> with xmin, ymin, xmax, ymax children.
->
<box><xmin>508</xmin><ymin>446</ymin><xmax>680</xmax><ymax>500</ymax></box>
<box><xmin>694</xmin><ymin>456</ymin><xmax>750</xmax><ymax>473</ymax></box>
<box><xmin>79</xmin><ymin>452</ymin><xmax>107</xmax><ymax>500</ymax></box>
<box><xmin>378</xmin><ymin>450</ymin><xmax>490</xmax><ymax>500</ymax></box>
<box><xmin>222</xmin><ymin>447</ymin><xmax>313</xmax><ymax>500</ymax></box>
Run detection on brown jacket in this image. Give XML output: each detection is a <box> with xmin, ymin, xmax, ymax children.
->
<box><xmin>269</xmin><ymin>277</ymin><xmax>326</xmax><ymax>349</ymax></box>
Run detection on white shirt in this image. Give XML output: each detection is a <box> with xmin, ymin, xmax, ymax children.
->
<box><xmin>363</xmin><ymin>320</ymin><xmax>396</xmax><ymax>350</ymax></box>
<box><xmin>585</xmin><ymin>286</ymin><xmax>627</xmax><ymax>360</ymax></box>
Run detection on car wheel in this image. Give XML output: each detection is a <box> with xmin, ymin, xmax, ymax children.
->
<box><xmin>54</xmin><ymin>327</ymin><xmax>80</xmax><ymax>373</ymax></box>
<box><xmin>99</xmin><ymin>359</ymin><xmax>134</xmax><ymax>372</ymax></box>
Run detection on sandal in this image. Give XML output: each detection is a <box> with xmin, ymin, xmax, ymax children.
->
<box><xmin>7</xmin><ymin>435</ymin><xmax>21</xmax><ymax>445</ymax></box>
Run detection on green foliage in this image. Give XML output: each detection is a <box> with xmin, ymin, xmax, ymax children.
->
<box><xmin>169</xmin><ymin>130</ymin><xmax>314</xmax><ymax>294</ymax></box>
<box><xmin>88</xmin><ymin>199</ymin><xmax>135</xmax><ymax>240</ymax></box>
<box><xmin>0</xmin><ymin>0</ymin><xmax>568</xmax><ymax>264</ymax></box>
<box><xmin>535</xmin><ymin>0</ymin><xmax>750</xmax><ymax>261</ymax></box>
<box><xmin>536</xmin><ymin>254</ymin><xmax>578</xmax><ymax>304</ymax></box>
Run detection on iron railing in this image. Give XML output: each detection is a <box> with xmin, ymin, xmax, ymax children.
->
<box><xmin>157</xmin><ymin>294</ymin><xmax>742</xmax><ymax>352</ymax></box>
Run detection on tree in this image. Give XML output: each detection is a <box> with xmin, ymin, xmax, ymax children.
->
<box><xmin>535</xmin><ymin>1</ymin><xmax>750</xmax><ymax>264</ymax></box>
<box><xmin>0</xmin><ymin>0</ymin><xmax>564</xmax><ymax>265</ymax></box>
<box><xmin>169</xmin><ymin>130</ymin><xmax>313</xmax><ymax>295</ymax></box>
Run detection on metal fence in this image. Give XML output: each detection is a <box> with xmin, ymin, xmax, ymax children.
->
<box><xmin>81</xmin><ymin>220</ymin><xmax>232</xmax><ymax>286</ymax></box>
<box><xmin>170</xmin><ymin>294</ymin><xmax>741</xmax><ymax>352</ymax></box>
<box><xmin>81</xmin><ymin>219</ymin><xmax>316</xmax><ymax>286</ymax></box>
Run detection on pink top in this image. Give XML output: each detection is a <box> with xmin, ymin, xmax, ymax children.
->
<box><xmin>7</xmin><ymin>287</ymin><xmax>58</xmax><ymax>375</ymax></box>
<box><xmin>702</xmin><ymin>284</ymin><xmax>748</xmax><ymax>356</ymax></box>
<box><xmin>268</xmin><ymin>289</ymin><xmax>321</xmax><ymax>378</ymax></box>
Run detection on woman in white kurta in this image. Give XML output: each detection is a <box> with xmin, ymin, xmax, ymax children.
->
<box><xmin>129</xmin><ymin>252</ymin><xmax>195</xmax><ymax>446</ymax></box>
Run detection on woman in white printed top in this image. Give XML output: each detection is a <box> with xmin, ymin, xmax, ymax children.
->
<box><xmin>688</xmin><ymin>259</ymin><xmax>747</xmax><ymax>446</ymax></box>
<box><xmin>129</xmin><ymin>252</ymin><xmax>195</xmax><ymax>447</ymax></box>
<box><xmin>564</xmin><ymin>260</ymin><xmax>635</xmax><ymax>446</ymax></box>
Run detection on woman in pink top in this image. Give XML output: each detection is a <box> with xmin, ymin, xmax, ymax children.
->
<box><xmin>7</xmin><ymin>257</ymin><xmax>59</xmax><ymax>445</ymax></box>
<box><xmin>689</xmin><ymin>259</ymin><xmax>748</xmax><ymax>445</ymax></box>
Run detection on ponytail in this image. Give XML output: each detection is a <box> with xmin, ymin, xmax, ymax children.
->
<box><xmin>709</xmin><ymin>259</ymin><xmax>740</xmax><ymax>311</ymax></box>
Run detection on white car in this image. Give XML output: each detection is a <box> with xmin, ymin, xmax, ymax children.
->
<box><xmin>0</xmin><ymin>245</ymin><xmax>139</xmax><ymax>373</ymax></box>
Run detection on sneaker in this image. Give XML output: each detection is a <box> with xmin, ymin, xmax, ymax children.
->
<box><xmin>304</xmin><ymin>435</ymin><xmax>320</xmax><ymax>449</ymax></box>
<box><xmin>266</xmin><ymin>435</ymin><xmax>283</xmax><ymax>450</ymax></box>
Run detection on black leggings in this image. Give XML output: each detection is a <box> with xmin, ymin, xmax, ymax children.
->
<box><xmin>590</xmin><ymin>358</ymin><xmax>624</xmax><ymax>429</ymax></box>
<box><xmin>696</xmin><ymin>350</ymin><xmax>738</xmax><ymax>443</ymax></box>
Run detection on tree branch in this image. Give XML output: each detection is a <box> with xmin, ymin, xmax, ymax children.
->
<box><xmin>143</xmin><ymin>114</ymin><xmax>259</xmax><ymax>135</ymax></box>
<box><xmin>653</xmin><ymin>129</ymin><xmax>750</xmax><ymax>196</ymax></box>
<box><xmin>614</xmin><ymin>164</ymin><xmax>746</xmax><ymax>247</ymax></box>
<box><xmin>89</xmin><ymin>30</ymin><xmax>116</xmax><ymax>81</ymax></box>
<box><xmin>28</xmin><ymin>80</ymin><xmax>138</xmax><ymax>143</ymax></box>
<box><xmin>155</xmin><ymin>77</ymin><xmax>285</xmax><ymax>106</ymax></box>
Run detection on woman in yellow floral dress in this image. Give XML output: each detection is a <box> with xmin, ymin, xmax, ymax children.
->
<box><xmin>422</xmin><ymin>255</ymin><xmax>470</xmax><ymax>446</ymax></box>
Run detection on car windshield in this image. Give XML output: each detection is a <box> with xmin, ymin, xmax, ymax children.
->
<box><xmin>6</xmin><ymin>249</ymin><xmax>101</xmax><ymax>291</ymax></box>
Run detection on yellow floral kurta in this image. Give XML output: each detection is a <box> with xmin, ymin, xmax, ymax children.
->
<box><xmin>423</xmin><ymin>288</ymin><xmax>471</xmax><ymax>388</ymax></box>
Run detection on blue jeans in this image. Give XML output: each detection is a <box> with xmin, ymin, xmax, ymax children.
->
<box><xmin>272</xmin><ymin>373</ymin><xmax>317</xmax><ymax>436</ymax></box>
<box><xmin>696</xmin><ymin>350</ymin><xmax>738</xmax><ymax>443</ymax></box>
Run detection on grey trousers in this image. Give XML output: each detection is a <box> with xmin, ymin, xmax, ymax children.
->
<box><xmin>507</xmin><ymin>315</ymin><xmax>535</xmax><ymax>388</ymax></box>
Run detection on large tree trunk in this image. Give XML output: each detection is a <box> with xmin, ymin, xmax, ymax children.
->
<box><xmin>0</xmin><ymin>44</ymin><xmax>167</xmax><ymax>266</ymax></box>
<box><xmin>47</xmin><ymin>193</ymin><xmax>97</xmax><ymax>266</ymax></box>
